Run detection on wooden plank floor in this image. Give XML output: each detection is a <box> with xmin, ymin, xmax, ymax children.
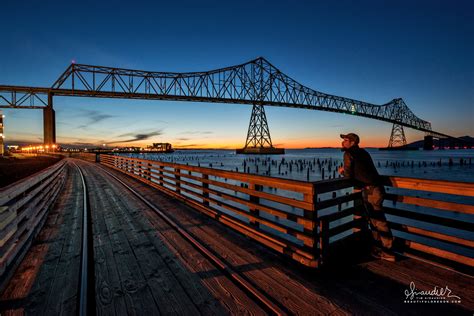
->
<box><xmin>1</xmin><ymin>163</ymin><xmax>83</xmax><ymax>315</ymax></box>
<box><xmin>1</xmin><ymin>158</ymin><xmax>473</xmax><ymax>315</ymax></box>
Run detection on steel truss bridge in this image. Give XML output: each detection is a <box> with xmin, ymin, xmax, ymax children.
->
<box><xmin>0</xmin><ymin>57</ymin><xmax>463</xmax><ymax>149</ymax></box>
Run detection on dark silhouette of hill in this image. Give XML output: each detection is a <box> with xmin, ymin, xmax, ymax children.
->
<box><xmin>407</xmin><ymin>136</ymin><xmax>474</xmax><ymax>148</ymax></box>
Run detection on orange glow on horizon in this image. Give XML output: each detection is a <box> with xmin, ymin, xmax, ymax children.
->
<box><xmin>113</xmin><ymin>138</ymin><xmax>391</xmax><ymax>149</ymax></box>
<box><xmin>14</xmin><ymin>135</ymin><xmax>397</xmax><ymax>150</ymax></box>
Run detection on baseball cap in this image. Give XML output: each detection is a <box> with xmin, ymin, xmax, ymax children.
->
<box><xmin>340</xmin><ymin>133</ymin><xmax>360</xmax><ymax>144</ymax></box>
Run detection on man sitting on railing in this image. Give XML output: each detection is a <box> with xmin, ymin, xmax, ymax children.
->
<box><xmin>338</xmin><ymin>133</ymin><xmax>396</xmax><ymax>262</ymax></box>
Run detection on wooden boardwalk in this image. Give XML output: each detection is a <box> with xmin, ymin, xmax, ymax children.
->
<box><xmin>1</xmin><ymin>158</ymin><xmax>473</xmax><ymax>315</ymax></box>
<box><xmin>1</xmin><ymin>161</ymin><xmax>83</xmax><ymax>314</ymax></box>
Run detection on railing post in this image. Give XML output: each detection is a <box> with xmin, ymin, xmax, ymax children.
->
<box><xmin>159</xmin><ymin>165</ymin><xmax>164</xmax><ymax>185</ymax></box>
<box><xmin>146</xmin><ymin>163</ymin><xmax>152</xmax><ymax>181</ymax></box>
<box><xmin>248</xmin><ymin>183</ymin><xmax>261</xmax><ymax>229</ymax></box>
<box><xmin>138</xmin><ymin>161</ymin><xmax>143</xmax><ymax>178</ymax></box>
<box><xmin>311</xmin><ymin>184</ymin><xmax>320</xmax><ymax>266</ymax></box>
<box><xmin>319</xmin><ymin>219</ymin><xmax>329</xmax><ymax>266</ymax></box>
<box><xmin>138</xmin><ymin>161</ymin><xmax>144</xmax><ymax>179</ymax></box>
<box><xmin>202</xmin><ymin>173</ymin><xmax>209</xmax><ymax>206</ymax></box>
<box><xmin>176</xmin><ymin>168</ymin><xmax>181</xmax><ymax>194</ymax></box>
<box><xmin>352</xmin><ymin>188</ymin><xmax>368</xmax><ymax>235</ymax></box>
<box><xmin>139</xmin><ymin>161</ymin><xmax>143</xmax><ymax>179</ymax></box>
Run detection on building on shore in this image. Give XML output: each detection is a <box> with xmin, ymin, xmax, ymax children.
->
<box><xmin>146</xmin><ymin>143</ymin><xmax>174</xmax><ymax>153</ymax></box>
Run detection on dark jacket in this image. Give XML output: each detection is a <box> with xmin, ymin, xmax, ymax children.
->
<box><xmin>343</xmin><ymin>145</ymin><xmax>381</xmax><ymax>187</ymax></box>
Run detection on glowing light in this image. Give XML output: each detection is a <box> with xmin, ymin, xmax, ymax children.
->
<box><xmin>71</xmin><ymin>59</ymin><xmax>76</xmax><ymax>64</ymax></box>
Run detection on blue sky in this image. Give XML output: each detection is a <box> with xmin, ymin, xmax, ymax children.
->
<box><xmin>1</xmin><ymin>0</ymin><xmax>473</xmax><ymax>148</ymax></box>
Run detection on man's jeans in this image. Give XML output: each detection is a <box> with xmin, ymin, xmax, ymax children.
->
<box><xmin>362</xmin><ymin>185</ymin><xmax>393</xmax><ymax>250</ymax></box>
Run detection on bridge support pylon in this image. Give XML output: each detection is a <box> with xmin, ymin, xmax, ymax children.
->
<box><xmin>236</xmin><ymin>104</ymin><xmax>284</xmax><ymax>155</ymax></box>
<box><xmin>43</xmin><ymin>93</ymin><xmax>56</xmax><ymax>148</ymax></box>
<box><xmin>388</xmin><ymin>123</ymin><xmax>407</xmax><ymax>148</ymax></box>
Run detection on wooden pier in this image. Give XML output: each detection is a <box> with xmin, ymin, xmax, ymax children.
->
<box><xmin>0</xmin><ymin>156</ymin><xmax>473</xmax><ymax>315</ymax></box>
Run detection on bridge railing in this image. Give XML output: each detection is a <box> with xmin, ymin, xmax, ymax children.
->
<box><xmin>100</xmin><ymin>155</ymin><xmax>473</xmax><ymax>271</ymax></box>
<box><xmin>0</xmin><ymin>159</ymin><xmax>67</xmax><ymax>281</ymax></box>
<box><xmin>100</xmin><ymin>155</ymin><xmax>320</xmax><ymax>267</ymax></box>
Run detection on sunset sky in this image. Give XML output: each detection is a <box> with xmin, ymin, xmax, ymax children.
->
<box><xmin>1</xmin><ymin>0</ymin><xmax>473</xmax><ymax>149</ymax></box>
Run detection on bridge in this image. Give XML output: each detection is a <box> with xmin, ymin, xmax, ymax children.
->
<box><xmin>0</xmin><ymin>58</ymin><xmax>468</xmax><ymax>150</ymax></box>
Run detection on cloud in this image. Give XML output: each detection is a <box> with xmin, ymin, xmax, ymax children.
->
<box><xmin>177</xmin><ymin>137</ymin><xmax>190</xmax><ymax>141</ymax></box>
<box><xmin>108</xmin><ymin>130</ymin><xmax>163</xmax><ymax>144</ymax></box>
<box><xmin>77</xmin><ymin>109</ymin><xmax>115</xmax><ymax>128</ymax></box>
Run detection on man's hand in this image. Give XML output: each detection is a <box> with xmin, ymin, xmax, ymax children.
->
<box><xmin>338</xmin><ymin>166</ymin><xmax>345</xmax><ymax>175</ymax></box>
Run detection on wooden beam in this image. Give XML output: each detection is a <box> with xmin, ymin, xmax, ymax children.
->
<box><xmin>384</xmin><ymin>176</ymin><xmax>474</xmax><ymax>197</ymax></box>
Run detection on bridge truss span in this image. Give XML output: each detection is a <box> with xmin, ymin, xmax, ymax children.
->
<box><xmin>0</xmin><ymin>85</ymin><xmax>49</xmax><ymax>109</ymax></box>
<box><xmin>49</xmin><ymin>57</ymin><xmax>431</xmax><ymax>132</ymax></box>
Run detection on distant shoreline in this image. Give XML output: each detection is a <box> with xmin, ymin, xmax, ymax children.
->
<box><xmin>174</xmin><ymin>147</ymin><xmax>379</xmax><ymax>150</ymax></box>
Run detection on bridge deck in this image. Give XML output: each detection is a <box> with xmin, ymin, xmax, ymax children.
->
<box><xmin>1</xmin><ymin>159</ymin><xmax>472</xmax><ymax>315</ymax></box>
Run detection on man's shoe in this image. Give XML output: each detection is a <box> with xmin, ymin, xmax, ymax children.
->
<box><xmin>371</xmin><ymin>248</ymin><xmax>396</xmax><ymax>262</ymax></box>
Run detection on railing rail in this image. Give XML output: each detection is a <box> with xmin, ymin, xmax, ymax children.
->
<box><xmin>100</xmin><ymin>155</ymin><xmax>473</xmax><ymax>272</ymax></box>
<box><xmin>0</xmin><ymin>159</ymin><xmax>67</xmax><ymax>282</ymax></box>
